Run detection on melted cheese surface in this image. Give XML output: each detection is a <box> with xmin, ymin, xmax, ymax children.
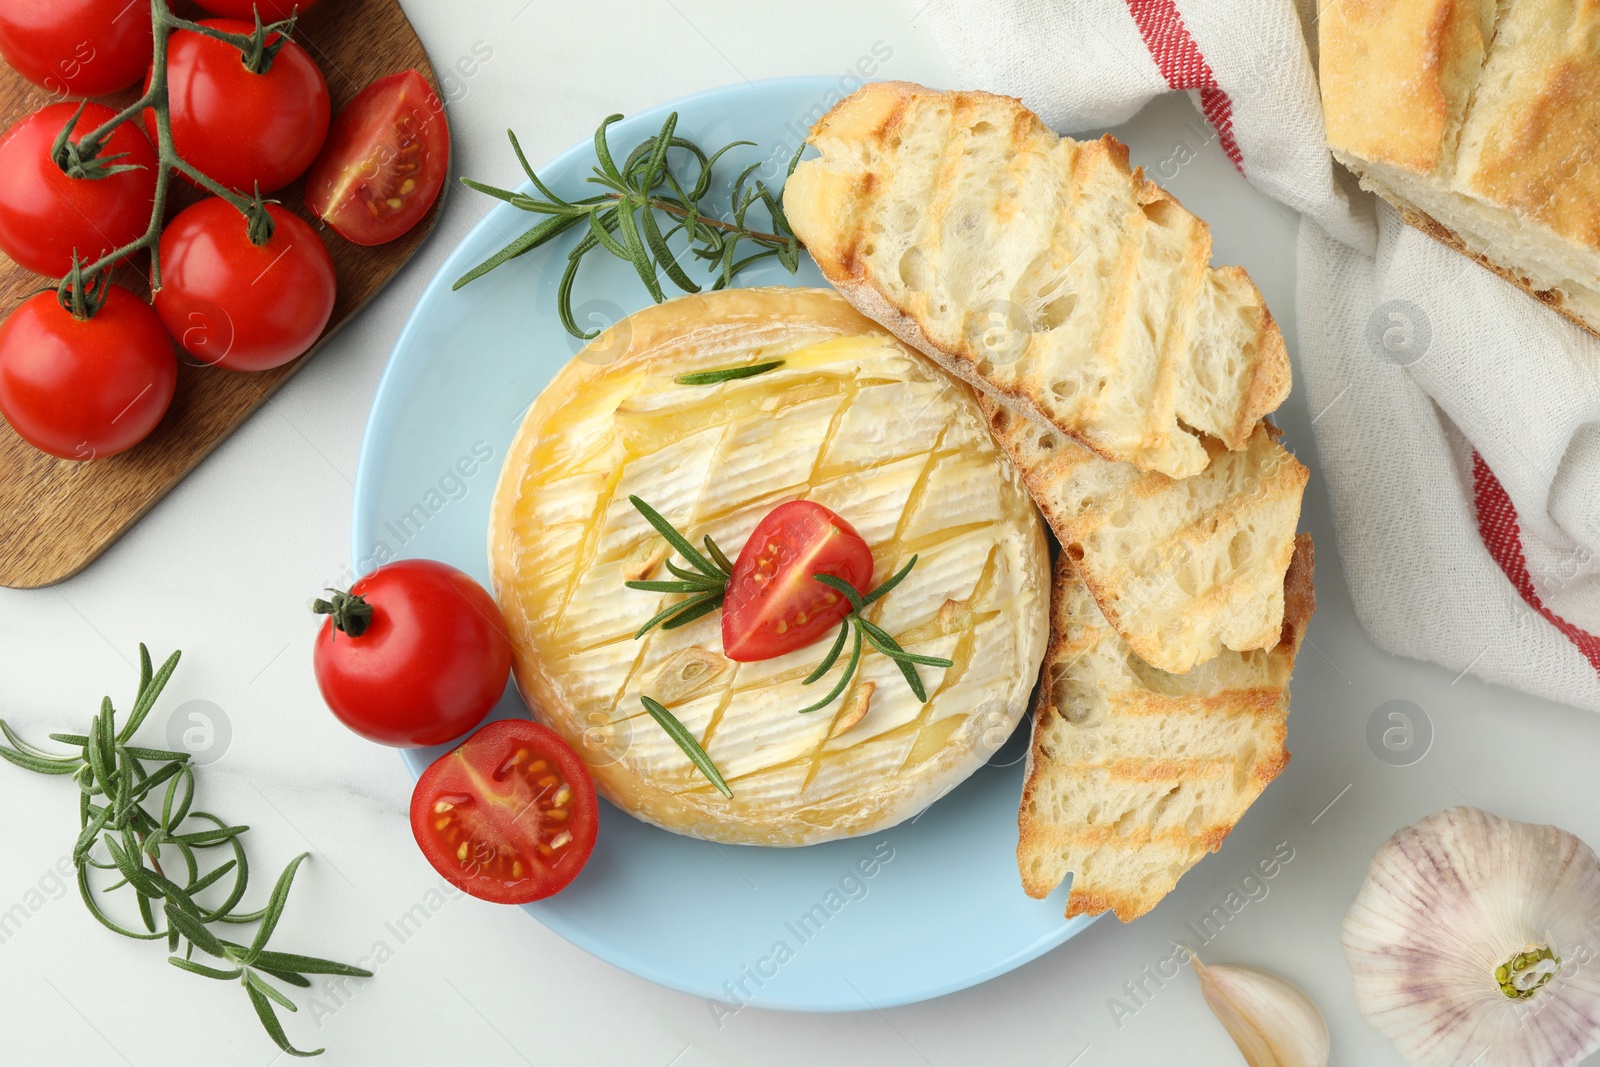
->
<box><xmin>489</xmin><ymin>289</ymin><xmax>1048</xmax><ymax>845</ymax></box>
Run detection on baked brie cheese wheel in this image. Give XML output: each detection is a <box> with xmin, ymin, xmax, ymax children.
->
<box><xmin>488</xmin><ymin>288</ymin><xmax>1050</xmax><ymax>846</ymax></box>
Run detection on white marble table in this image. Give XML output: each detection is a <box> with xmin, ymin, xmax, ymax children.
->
<box><xmin>5</xmin><ymin>2</ymin><xmax>1600</xmax><ymax>1064</ymax></box>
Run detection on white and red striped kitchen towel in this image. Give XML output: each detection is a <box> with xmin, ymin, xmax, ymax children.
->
<box><xmin>922</xmin><ymin>0</ymin><xmax>1600</xmax><ymax>711</ymax></box>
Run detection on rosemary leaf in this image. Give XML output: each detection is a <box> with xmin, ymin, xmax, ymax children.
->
<box><xmin>256</xmin><ymin>966</ymin><xmax>314</xmax><ymax>988</ymax></box>
<box><xmin>625</xmin><ymin>578</ymin><xmax>720</xmax><ymax>594</ymax></box>
<box><xmin>813</xmin><ymin>573</ymin><xmax>866</xmax><ymax>613</ymax></box>
<box><xmin>674</xmin><ymin>359</ymin><xmax>785</xmax><ymax>386</ymax></box>
<box><xmin>804</xmin><ymin>622</ymin><xmax>850</xmax><ymax>686</ymax></box>
<box><xmin>861</xmin><ymin>555</ymin><xmax>919</xmax><ymax>607</ymax></box>
<box><xmin>640</xmin><ymin>696</ymin><xmax>732</xmax><ymax>797</ymax></box>
<box><xmin>247</xmin><ymin>853</ymin><xmax>309</xmax><ymax>960</ymax></box>
<box><xmin>703</xmin><ymin>535</ymin><xmax>735</xmax><ymax>576</ymax></box>
<box><xmin>859</xmin><ymin>628</ymin><xmax>929</xmax><ymax>702</ymax></box>
<box><xmin>3</xmin><ymin>719</ymin><xmax>74</xmax><ymax>759</ymax></box>
<box><xmin>854</xmin><ymin>619</ymin><xmax>954</xmax><ymax>667</ymax></box>
<box><xmin>246</xmin><ymin>969</ymin><xmax>299</xmax><ymax>1012</ymax></box>
<box><xmin>633</xmin><ymin>591</ymin><xmax>721</xmax><ymax>640</ymax></box>
<box><xmin>665</xmin><ymin>559</ymin><xmax>725</xmax><ymax>585</ymax></box>
<box><xmin>249</xmin><ymin>948</ymin><xmax>373</xmax><ymax>977</ymax></box>
<box><xmin>451</xmin><ymin>210</ymin><xmax>586</xmax><ymax>291</ymax></box>
<box><xmin>170</xmin><ymin>957</ymin><xmax>242</xmax><ymax>981</ymax></box>
<box><xmin>122</xmin><ymin>647</ymin><xmax>180</xmax><ymax>742</ymax></box>
<box><xmin>659</xmin><ymin>593</ymin><xmax>725</xmax><ymax>631</ymax></box>
<box><xmin>798</xmin><ymin>626</ymin><xmax>864</xmax><ymax>715</ymax></box>
<box><xmin>0</xmin><ymin>745</ymin><xmax>79</xmax><ymax>774</ymax></box>
<box><xmin>629</xmin><ymin>495</ymin><xmax>720</xmax><ymax>578</ymax></box>
<box><xmin>187</xmin><ymin>858</ymin><xmax>238</xmax><ymax>896</ymax></box>
<box><xmin>246</xmin><ymin>982</ymin><xmax>321</xmax><ymax>1059</ymax></box>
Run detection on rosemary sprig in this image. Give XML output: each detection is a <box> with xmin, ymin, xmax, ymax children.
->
<box><xmin>675</xmin><ymin>359</ymin><xmax>785</xmax><ymax>386</ymax></box>
<box><xmin>454</xmin><ymin>113</ymin><xmax>805</xmax><ymax>338</ymax></box>
<box><xmin>623</xmin><ymin>495</ymin><xmax>733</xmax><ymax>638</ymax></box>
<box><xmin>798</xmin><ymin>557</ymin><xmax>955</xmax><ymax>714</ymax></box>
<box><xmin>0</xmin><ymin>645</ymin><xmax>370</xmax><ymax>1058</ymax></box>
<box><xmin>639</xmin><ymin>696</ymin><xmax>732</xmax><ymax>798</ymax></box>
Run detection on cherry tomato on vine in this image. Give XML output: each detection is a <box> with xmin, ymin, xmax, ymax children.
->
<box><xmin>148</xmin><ymin>18</ymin><xmax>330</xmax><ymax>194</ymax></box>
<box><xmin>312</xmin><ymin>559</ymin><xmax>513</xmax><ymax>748</ymax></box>
<box><xmin>0</xmin><ymin>286</ymin><xmax>176</xmax><ymax>461</ymax></box>
<box><xmin>0</xmin><ymin>102</ymin><xmax>158</xmax><ymax>277</ymax></box>
<box><xmin>152</xmin><ymin>198</ymin><xmax>335</xmax><ymax>372</ymax></box>
<box><xmin>193</xmin><ymin>0</ymin><xmax>320</xmax><ymax>19</ymax></box>
<box><xmin>721</xmin><ymin>500</ymin><xmax>875</xmax><ymax>662</ymax></box>
<box><xmin>304</xmin><ymin>69</ymin><xmax>449</xmax><ymax>246</ymax></box>
<box><xmin>0</xmin><ymin>0</ymin><xmax>154</xmax><ymax>96</ymax></box>
<box><xmin>411</xmin><ymin>718</ymin><xmax>598</xmax><ymax>904</ymax></box>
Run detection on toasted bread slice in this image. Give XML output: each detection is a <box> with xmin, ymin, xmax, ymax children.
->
<box><xmin>1017</xmin><ymin>535</ymin><xmax>1314</xmax><ymax>922</ymax></box>
<box><xmin>783</xmin><ymin>81</ymin><xmax>1291</xmax><ymax>479</ymax></box>
<box><xmin>979</xmin><ymin>396</ymin><xmax>1307</xmax><ymax>674</ymax></box>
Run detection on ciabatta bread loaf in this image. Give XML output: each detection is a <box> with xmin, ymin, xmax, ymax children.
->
<box><xmin>783</xmin><ymin>81</ymin><xmax>1291</xmax><ymax>479</ymax></box>
<box><xmin>1320</xmin><ymin>0</ymin><xmax>1600</xmax><ymax>336</ymax></box>
<box><xmin>1018</xmin><ymin>535</ymin><xmax>1315</xmax><ymax>921</ymax></box>
<box><xmin>980</xmin><ymin>395</ymin><xmax>1307</xmax><ymax>674</ymax></box>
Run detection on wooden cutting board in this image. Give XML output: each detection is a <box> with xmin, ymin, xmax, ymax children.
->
<box><xmin>0</xmin><ymin>0</ymin><xmax>444</xmax><ymax>589</ymax></box>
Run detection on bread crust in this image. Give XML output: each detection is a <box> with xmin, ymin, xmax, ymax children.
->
<box><xmin>1321</xmin><ymin>0</ymin><xmax>1600</xmax><ymax>335</ymax></box>
<box><xmin>784</xmin><ymin>81</ymin><xmax>1291</xmax><ymax>479</ymax></box>
<box><xmin>1016</xmin><ymin>536</ymin><xmax>1315</xmax><ymax>921</ymax></box>
<box><xmin>1394</xmin><ymin>199</ymin><xmax>1600</xmax><ymax>341</ymax></box>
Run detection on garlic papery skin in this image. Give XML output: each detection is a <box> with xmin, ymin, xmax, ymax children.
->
<box><xmin>1190</xmin><ymin>955</ymin><xmax>1329</xmax><ymax>1066</ymax></box>
<box><xmin>1341</xmin><ymin>806</ymin><xmax>1600</xmax><ymax>1067</ymax></box>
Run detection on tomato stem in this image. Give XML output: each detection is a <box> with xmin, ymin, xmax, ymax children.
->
<box><xmin>45</xmin><ymin>0</ymin><xmax>297</xmax><ymax>310</ymax></box>
<box><xmin>311</xmin><ymin>588</ymin><xmax>375</xmax><ymax>638</ymax></box>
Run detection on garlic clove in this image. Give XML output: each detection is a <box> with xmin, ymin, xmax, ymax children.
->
<box><xmin>650</xmin><ymin>646</ymin><xmax>727</xmax><ymax>705</ymax></box>
<box><xmin>1191</xmin><ymin>954</ymin><xmax>1330</xmax><ymax>1067</ymax></box>
<box><xmin>1341</xmin><ymin>806</ymin><xmax>1600</xmax><ymax>1067</ymax></box>
<box><xmin>829</xmin><ymin>681</ymin><xmax>875</xmax><ymax>739</ymax></box>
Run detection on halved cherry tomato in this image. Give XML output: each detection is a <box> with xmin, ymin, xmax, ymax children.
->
<box><xmin>193</xmin><ymin>0</ymin><xmax>320</xmax><ymax>19</ymax></box>
<box><xmin>0</xmin><ymin>286</ymin><xmax>176</xmax><ymax>461</ymax></box>
<box><xmin>148</xmin><ymin>18</ymin><xmax>330</xmax><ymax>194</ymax></box>
<box><xmin>0</xmin><ymin>102</ymin><xmax>158</xmax><ymax>277</ymax></box>
<box><xmin>411</xmin><ymin>718</ymin><xmax>598</xmax><ymax>904</ymax></box>
<box><xmin>0</xmin><ymin>0</ymin><xmax>154</xmax><ymax>96</ymax></box>
<box><xmin>312</xmin><ymin>559</ymin><xmax>512</xmax><ymax>747</ymax></box>
<box><xmin>304</xmin><ymin>69</ymin><xmax>448</xmax><ymax>246</ymax></box>
<box><xmin>721</xmin><ymin>500</ymin><xmax>874</xmax><ymax>662</ymax></box>
<box><xmin>152</xmin><ymin>197</ymin><xmax>335</xmax><ymax>371</ymax></box>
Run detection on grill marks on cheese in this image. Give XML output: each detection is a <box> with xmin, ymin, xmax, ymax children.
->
<box><xmin>782</xmin><ymin>82</ymin><xmax>1292</xmax><ymax>478</ymax></box>
<box><xmin>495</xmin><ymin>328</ymin><xmax>1048</xmax><ymax>843</ymax></box>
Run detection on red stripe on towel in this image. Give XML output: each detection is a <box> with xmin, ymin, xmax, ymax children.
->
<box><xmin>1124</xmin><ymin>0</ymin><xmax>1244</xmax><ymax>170</ymax></box>
<box><xmin>1473</xmin><ymin>451</ymin><xmax>1600</xmax><ymax>674</ymax></box>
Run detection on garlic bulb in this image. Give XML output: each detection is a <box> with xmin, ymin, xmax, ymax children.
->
<box><xmin>1191</xmin><ymin>954</ymin><xmax>1329</xmax><ymax>1066</ymax></box>
<box><xmin>1342</xmin><ymin>806</ymin><xmax>1600</xmax><ymax>1067</ymax></box>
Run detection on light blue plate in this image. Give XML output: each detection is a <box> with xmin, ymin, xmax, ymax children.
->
<box><xmin>352</xmin><ymin>77</ymin><xmax>1091</xmax><ymax>1012</ymax></box>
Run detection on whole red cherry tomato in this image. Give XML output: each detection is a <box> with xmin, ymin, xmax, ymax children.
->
<box><xmin>0</xmin><ymin>102</ymin><xmax>157</xmax><ymax>277</ymax></box>
<box><xmin>721</xmin><ymin>500</ymin><xmax>875</xmax><ymax>661</ymax></box>
<box><xmin>410</xmin><ymin>718</ymin><xmax>598</xmax><ymax>904</ymax></box>
<box><xmin>149</xmin><ymin>18</ymin><xmax>329</xmax><ymax>194</ymax></box>
<box><xmin>0</xmin><ymin>0</ymin><xmax>153</xmax><ymax>96</ymax></box>
<box><xmin>312</xmin><ymin>559</ymin><xmax>514</xmax><ymax>748</ymax></box>
<box><xmin>152</xmin><ymin>198</ymin><xmax>335</xmax><ymax>372</ymax></box>
<box><xmin>304</xmin><ymin>69</ymin><xmax>450</xmax><ymax>246</ymax></box>
<box><xmin>193</xmin><ymin>0</ymin><xmax>320</xmax><ymax>19</ymax></box>
<box><xmin>0</xmin><ymin>286</ymin><xmax>176</xmax><ymax>460</ymax></box>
